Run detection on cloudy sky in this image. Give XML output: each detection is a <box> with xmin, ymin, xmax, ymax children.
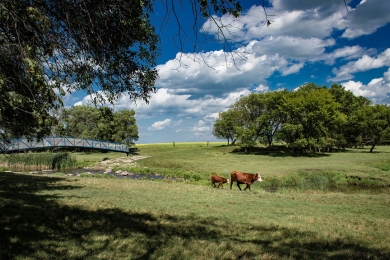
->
<box><xmin>72</xmin><ymin>0</ymin><xmax>390</xmax><ymax>144</ymax></box>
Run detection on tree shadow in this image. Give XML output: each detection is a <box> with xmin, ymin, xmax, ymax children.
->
<box><xmin>230</xmin><ymin>146</ymin><xmax>331</xmax><ymax>158</ymax></box>
<box><xmin>1</xmin><ymin>172</ymin><xmax>389</xmax><ymax>259</ymax></box>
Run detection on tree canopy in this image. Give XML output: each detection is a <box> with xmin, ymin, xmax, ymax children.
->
<box><xmin>54</xmin><ymin>105</ymin><xmax>139</xmax><ymax>145</ymax></box>
<box><xmin>0</xmin><ymin>0</ymin><xmax>159</xmax><ymax>140</ymax></box>
<box><xmin>213</xmin><ymin>83</ymin><xmax>390</xmax><ymax>153</ymax></box>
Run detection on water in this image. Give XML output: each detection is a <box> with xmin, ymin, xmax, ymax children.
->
<box><xmin>25</xmin><ymin>168</ymin><xmax>165</xmax><ymax>180</ymax></box>
<box><xmin>61</xmin><ymin>168</ymin><xmax>165</xmax><ymax>180</ymax></box>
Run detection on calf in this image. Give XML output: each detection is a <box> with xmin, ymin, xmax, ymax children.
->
<box><xmin>230</xmin><ymin>171</ymin><xmax>263</xmax><ymax>191</ymax></box>
<box><xmin>211</xmin><ymin>175</ymin><xmax>230</xmax><ymax>188</ymax></box>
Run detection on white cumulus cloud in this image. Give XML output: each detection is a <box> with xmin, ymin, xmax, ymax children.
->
<box><xmin>342</xmin><ymin>68</ymin><xmax>390</xmax><ymax>104</ymax></box>
<box><xmin>148</xmin><ymin>119</ymin><xmax>173</xmax><ymax>131</ymax></box>
<box><xmin>330</xmin><ymin>48</ymin><xmax>390</xmax><ymax>81</ymax></box>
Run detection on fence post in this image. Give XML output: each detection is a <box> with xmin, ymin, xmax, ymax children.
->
<box><xmin>173</xmin><ymin>142</ymin><xmax>175</xmax><ymax>147</ymax></box>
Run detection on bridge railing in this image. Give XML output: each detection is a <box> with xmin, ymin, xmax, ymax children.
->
<box><xmin>0</xmin><ymin>136</ymin><xmax>134</xmax><ymax>154</ymax></box>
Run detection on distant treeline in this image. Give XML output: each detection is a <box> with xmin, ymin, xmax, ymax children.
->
<box><xmin>213</xmin><ymin>83</ymin><xmax>390</xmax><ymax>153</ymax></box>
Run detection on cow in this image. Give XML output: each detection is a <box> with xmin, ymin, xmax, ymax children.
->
<box><xmin>211</xmin><ymin>175</ymin><xmax>230</xmax><ymax>188</ymax></box>
<box><xmin>230</xmin><ymin>171</ymin><xmax>263</xmax><ymax>191</ymax></box>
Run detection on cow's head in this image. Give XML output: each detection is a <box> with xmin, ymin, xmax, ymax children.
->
<box><xmin>255</xmin><ymin>174</ymin><xmax>263</xmax><ymax>182</ymax></box>
<box><xmin>226</xmin><ymin>179</ymin><xmax>230</xmax><ymax>183</ymax></box>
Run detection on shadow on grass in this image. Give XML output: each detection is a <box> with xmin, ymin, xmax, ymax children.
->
<box><xmin>1</xmin><ymin>172</ymin><xmax>389</xmax><ymax>259</ymax></box>
<box><xmin>229</xmin><ymin>146</ymin><xmax>331</xmax><ymax>158</ymax></box>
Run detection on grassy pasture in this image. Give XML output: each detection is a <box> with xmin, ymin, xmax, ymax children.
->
<box><xmin>1</xmin><ymin>172</ymin><xmax>389</xmax><ymax>259</ymax></box>
<box><xmin>1</xmin><ymin>143</ymin><xmax>390</xmax><ymax>259</ymax></box>
<box><xmin>122</xmin><ymin>143</ymin><xmax>390</xmax><ymax>187</ymax></box>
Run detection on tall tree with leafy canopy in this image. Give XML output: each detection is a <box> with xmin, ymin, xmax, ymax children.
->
<box><xmin>329</xmin><ymin>84</ymin><xmax>371</xmax><ymax>148</ymax></box>
<box><xmin>111</xmin><ymin>109</ymin><xmax>139</xmax><ymax>145</ymax></box>
<box><xmin>255</xmin><ymin>91</ymin><xmax>288</xmax><ymax>147</ymax></box>
<box><xmin>232</xmin><ymin>93</ymin><xmax>266</xmax><ymax>153</ymax></box>
<box><xmin>280</xmin><ymin>83</ymin><xmax>345</xmax><ymax>152</ymax></box>
<box><xmin>0</xmin><ymin>0</ymin><xmax>243</xmax><ymax>143</ymax></box>
<box><xmin>354</xmin><ymin>104</ymin><xmax>390</xmax><ymax>152</ymax></box>
<box><xmin>54</xmin><ymin>105</ymin><xmax>139</xmax><ymax>145</ymax></box>
<box><xmin>212</xmin><ymin>109</ymin><xmax>240</xmax><ymax>146</ymax></box>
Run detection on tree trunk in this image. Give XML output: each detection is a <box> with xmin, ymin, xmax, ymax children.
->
<box><xmin>370</xmin><ymin>140</ymin><xmax>376</xmax><ymax>153</ymax></box>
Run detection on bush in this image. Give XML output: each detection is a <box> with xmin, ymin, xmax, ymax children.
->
<box><xmin>191</xmin><ymin>174</ymin><xmax>201</xmax><ymax>181</ymax></box>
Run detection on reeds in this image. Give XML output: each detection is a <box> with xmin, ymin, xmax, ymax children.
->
<box><xmin>3</xmin><ymin>152</ymin><xmax>76</xmax><ymax>171</ymax></box>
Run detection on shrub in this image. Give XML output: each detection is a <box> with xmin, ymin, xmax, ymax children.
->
<box><xmin>191</xmin><ymin>174</ymin><xmax>201</xmax><ymax>181</ymax></box>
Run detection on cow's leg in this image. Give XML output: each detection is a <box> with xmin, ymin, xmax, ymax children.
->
<box><xmin>212</xmin><ymin>181</ymin><xmax>216</xmax><ymax>188</ymax></box>
<box><xmin>237</xmin><ymin>183</ymin><xmax>242</xmax><ymax>190</ymax></box>
<box><xmin>244</xmin><ymin>182</ymin><xmax>251</xmax><ymax>191</ymax></box>
<box><xmin>230</xmin><ymin>181</ymin><xmax>233</xmax><ymax>190</ymax></box>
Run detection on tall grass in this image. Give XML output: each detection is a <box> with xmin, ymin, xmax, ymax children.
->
<box><xmin>1</xmin><ymin>152</ymin><xmax>76</xmax><ymax>171</ymax></box>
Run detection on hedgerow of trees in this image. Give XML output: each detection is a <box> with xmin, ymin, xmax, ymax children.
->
<box><xmin>213</xmin><ymin>83</ymin><xmax>390</xmax><ymax>153</ymax></box>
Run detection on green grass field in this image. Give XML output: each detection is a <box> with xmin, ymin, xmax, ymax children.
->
<box><xmin>1</xmin><ymin>144</ymin><xmax>390</xmax><ymax>259</ymax></box>
<box><xmin>122</xmin><ymin>143</ymin><xmax>390</xmax><ymax>187</ymax></box>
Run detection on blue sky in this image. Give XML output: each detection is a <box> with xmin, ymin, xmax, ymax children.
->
<box><xmin>71</xmin><ymin>0</ymin><xmax>390</xmax><ymax>144</ymax></box>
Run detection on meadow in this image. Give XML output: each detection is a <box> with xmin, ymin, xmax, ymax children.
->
<box><xmin>1</xmin><ymin>144</ymin><xmax>390</xmax><ymax>259</ymax></box>
<box><xmin>110</xmin><ymin>142</ymin><xmax>390</xmax><ymax>187</ymax></box>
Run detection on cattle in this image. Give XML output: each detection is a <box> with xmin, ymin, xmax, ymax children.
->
<box><xmin>230</xmin><ymin>171</ymin><xmax>263</xmax><ymax>191</ymax></box>
<box><xmin>211</xmin><ymin>175</ymin><xmax>230</xmax><ymax>188</ymax></box>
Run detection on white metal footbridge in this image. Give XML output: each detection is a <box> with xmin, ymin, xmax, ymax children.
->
<box><xmin>0</xmin><ymin>136</ymin><xmax>137</xmax><ymax>155</ymax></box>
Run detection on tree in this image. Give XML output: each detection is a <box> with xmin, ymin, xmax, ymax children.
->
<box><xmin>279</xmin><ymin>83</ymin><xmax>345</xmax><ymax>152</ymax></box>
<box><xmin>212</xmin><ymin>109</ymin><xmax>240</xmax><ymax>145</ymax></box>
<box><xmin>232</xmin><ymin>93</ymin><xmax>265</xmax><ymax>153</ymax></box>
<box><xmin>354</xmin><ymin>104</ymin><xmax>390</xmax><ymax>152</ymax></box>
<box><xmin>329</xmin><ymin>84</ymin><xmax>371</xmax><ymax>148</ymax></box>
<box><xmin>255</xmin><ymin>91</ymin><xmax>288</xmax><ymax>147</ymax></box>
<box><xmin>54</xmin><ymin>105</ymin><xmax>139</xmax><ymax>145</ymax></box>
<box><xmin>0</xmin><ymin>0</ymin><xmax>158</xmax><ymax>142</ymax></box>
<box><xmin>111</xmin><ymin>109</ymin><xmax>139</xmax><ymax>145</ymax></box>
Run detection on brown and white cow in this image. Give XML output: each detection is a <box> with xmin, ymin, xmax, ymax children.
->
<box><xmin>230</xmin><ymin>171</ymin><xmax>263</xmax><ymax>191</ymax></box>
<box><xmin>211</xmin><ymin>175</ymin><xmax>230</xmax><ymax>188</ymax></box>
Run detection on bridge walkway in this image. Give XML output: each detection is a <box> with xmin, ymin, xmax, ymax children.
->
<box><xmin>0</xmin><ymin>136</ymin><xmax>137</xmax><ymax>155</ymax></box>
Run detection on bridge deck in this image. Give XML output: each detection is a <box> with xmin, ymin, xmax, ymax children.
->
<box><xmin>0</xmin><ymin>136</ymin><xmax>135</xmax><ymax>155</ymax></box>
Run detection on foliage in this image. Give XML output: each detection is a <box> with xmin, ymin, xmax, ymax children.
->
<box><xmin>0</xmin><ymin>0</ymin><xmax>159</xmax><ymax>140</ymax></box>
<box><xmin>329</xmin><ymin>84</ymin><xmax>372</xmax><ymax>148</ymax></box>
<box><xmin>212</xmin><ymin>109</ymin><xmax>240</xmax><ymax>145</ymax></box>
<box><xmin>280</xmin><ymin>84</ymin><xmax>346</xmax><ymax>151</ymax></box>
<box><xmin>213</xmin><ymin>83</ymin><xmax>389</xmax><ymax>153</ymax></box>
<box><xmin>54</xmin><ymin>105</ymin><xmax>139</xmax><ymax>144</ymax></box>
<box><xmin>355</xmin><ymin>104</ymin><xmax>390</xmax><ymax>152</ymax></box>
